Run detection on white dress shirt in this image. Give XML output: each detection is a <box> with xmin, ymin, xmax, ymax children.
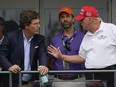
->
<box><xmin>22</xmin><ymin>32</ymin><xmax>33</xmax><ymax>81</ymax></box>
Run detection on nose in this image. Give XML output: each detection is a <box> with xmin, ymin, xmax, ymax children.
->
<box><xmin>64</xmin><ymin>17</ymin><xmax>67</xmax><ymax>21</ymax></box>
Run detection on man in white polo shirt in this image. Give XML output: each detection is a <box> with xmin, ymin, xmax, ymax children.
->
<box><xmin>48</xmin><ymin>6</ymin><xmax>116</xmax><ymax>87</ymax></box>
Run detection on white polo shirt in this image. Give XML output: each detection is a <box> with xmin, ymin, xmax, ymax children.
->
<box><xmin>79</xmin><ymin>21</ymin><xmax>116</xmax><ymax>69</ymax></box>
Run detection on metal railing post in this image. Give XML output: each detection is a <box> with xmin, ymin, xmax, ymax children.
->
<box><xmin>9</xmin><ymin>72</ymin><xmax>12</xmax><ymax>87</ymax></box>
<box><xmin>18</xmin><ymin>72</ymin><xmax>22</xmax><ymax>87</ymax></box>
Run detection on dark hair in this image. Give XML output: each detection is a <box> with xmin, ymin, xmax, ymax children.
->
<box><xmin>19</xmin><ymin>10</ymin><xmax>40</xmax><ymax>29</ymax></box>
<box><xmin>0</xmin><ymin>17</ymin><xmax>5</xmax><ymax>26</ymax></box>
<box><xmin>0</xmin><ymin>17</ymin><xmax>5</xmax><ymax>34</ymax></box>
<box><xmin>5</xmin><ymin>20</ymin><xmax>19</xmax><ymax>33</ymax></box>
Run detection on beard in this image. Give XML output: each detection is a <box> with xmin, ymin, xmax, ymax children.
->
<box><xmin>61</xmin><ymin>21</ymin><xmax>73</xmax><ymax>29</ymax></box>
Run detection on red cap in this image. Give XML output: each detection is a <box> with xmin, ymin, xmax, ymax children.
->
<box><xmin>59</xmin><ymin>6</ymin><xmax>74</xmax><ymax>16</ymax></box>
<box><xmin>75</xmin><ymin>6</ymin><xmax>98</xmax><ymax>20</ymax></box>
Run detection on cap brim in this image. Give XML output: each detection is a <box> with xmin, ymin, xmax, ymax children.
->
<box><xmin>75</xmin><ymin>15</ymin><xmax>85</xmax><ymax>20</ymax></box>
<box><xmin>59</xmin><ymin>11</ymin><xmax>72</xmax><ymax>15</ymax></box>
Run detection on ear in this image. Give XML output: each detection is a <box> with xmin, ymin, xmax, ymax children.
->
<box><xmin>25</xmin><ymin>25</ymin><xmax>28</xmax><ymax>29</ymax></box>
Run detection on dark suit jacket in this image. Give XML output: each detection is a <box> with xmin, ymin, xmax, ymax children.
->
<box><xmin>0</xmin><ymin>29</ymin><xmax>48</xmax><ymax>87</ymax></box>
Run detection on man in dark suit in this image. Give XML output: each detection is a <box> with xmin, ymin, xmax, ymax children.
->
<box><xmin>0</xmin><ymin>10</ymin><xmax>48</xmax><ymax>87</ymax></box>
<box><xmin>0</xmin><ymin>17</ymin><xmax>5</xmax><ymax>87</ymax></box>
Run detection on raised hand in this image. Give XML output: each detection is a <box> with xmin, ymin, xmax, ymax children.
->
<box><xmin>47</xmin><ymin>45</ymin><xmax>62</xmax><ymax>58</ymax></box>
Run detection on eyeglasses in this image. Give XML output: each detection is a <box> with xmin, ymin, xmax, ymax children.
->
<box><xmin>65</xmin><ymin>40</ymin><xmax>71</xmax><ymax>51</ymax></box>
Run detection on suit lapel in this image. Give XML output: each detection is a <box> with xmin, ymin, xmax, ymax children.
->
<box><xmin>30</xmin><ymin>37</ymin><xmax>39</xmax><ymax>65</ymax></box>
<box><xmin>17</xmin><ymin>32</ymin><xmax>40</xmax><ymax>66</ymax></box>
<box><xmin>17</xmin><ymin>30</ymin><xmax>24</xmax><ymax>69</ymax></box>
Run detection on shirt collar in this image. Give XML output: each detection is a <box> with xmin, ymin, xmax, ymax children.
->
<box><xmin>87</xmin><ymin>21</ymin><xmax>104</xmax><ymax>36</ymax></box>
<box><xmin>22</xmin><ymin>31</ymin><xmax>33</xmax><ymax>42</ymax></box>
<box><xmin>62</xmin><ymin>28</ymin><xmax>77</xmax><ymax>38</ymax></box>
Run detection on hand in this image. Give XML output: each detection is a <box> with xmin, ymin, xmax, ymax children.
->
<box><xmin>38</xmin><ymin>65</ymin><xmax>49</xmax><ymax>75</ymax></box>
<box><xmin>8</xmin><ymin>64</ymin><xmax>21</xmax><ymax>73</ymax></box>
<box><xmin>47</xmin><ymin>45</ymin><xmax>62</xmax><ymax>58</ymax></box>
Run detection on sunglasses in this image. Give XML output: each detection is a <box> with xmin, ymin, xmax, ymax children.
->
<box><xmin>65</xmin><ymin>40</ymin><xmax>71</xmax><ymax>51</ymax></box>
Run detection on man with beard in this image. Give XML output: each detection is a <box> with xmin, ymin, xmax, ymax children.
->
<box><xmin>48</xmin><ymin>6</ymin><xmax>85</xmax><ymax>87</ymax></box>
